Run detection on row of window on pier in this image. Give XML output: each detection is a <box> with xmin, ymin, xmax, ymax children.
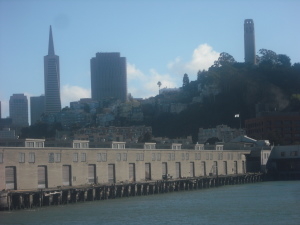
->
<box><xmin>4</xmin><ymin>160</ymin><xmax>245</xmax><ymax>190</ymax></box>
<box><xmin>0</xmin><ymin>152</ymin><xmax>240</xmax><ymax>164</ymax></box>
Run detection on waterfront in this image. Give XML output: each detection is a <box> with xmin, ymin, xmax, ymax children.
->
<box><xmin>0</xmin><ymin>181</ymin><xmax>299</xmax><ymax>225</ymax></box>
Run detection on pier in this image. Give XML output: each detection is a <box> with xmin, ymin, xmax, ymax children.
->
<box><xmin>0</xmin><ymin>173</ymin><xmax>263</xmax><ymax>211</ymax></box>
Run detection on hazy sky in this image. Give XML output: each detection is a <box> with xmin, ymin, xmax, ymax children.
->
<box><xmin>0</xmin><ymin>0</ymin><xmax>299</xmax><ymax>119</ymax></box>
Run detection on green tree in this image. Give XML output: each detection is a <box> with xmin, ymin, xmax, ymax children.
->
<box><xmin>277</xmin><ymin>54</ymin><xmax>291</xmax><ymax>67</ymax></box>
<box><xmin>213</xmin><ymin>52</ymin><xmax>236</xmax><ymax>67</ymax></box>
<box><xmin>258</xmin><ymin>49</ymin><xmax>277</xmax><ymax>64</ymax></box>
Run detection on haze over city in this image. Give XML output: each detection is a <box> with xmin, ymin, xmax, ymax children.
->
<box><xmin>0</xmin><ymin>0</ymin><xmax>299</xmax><ymax>119</ymax></box>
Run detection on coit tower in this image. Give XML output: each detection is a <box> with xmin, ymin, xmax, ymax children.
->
<box><xmin>244</xmin><ymin>19</ymin><xmax>256</xmax><ymax>64</ymax></box>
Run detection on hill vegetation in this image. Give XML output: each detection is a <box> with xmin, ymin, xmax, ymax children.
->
<box><xmin>143</xmin><ymin>49</ymin><xmax>300</xmax><ymax>141</ymax></box>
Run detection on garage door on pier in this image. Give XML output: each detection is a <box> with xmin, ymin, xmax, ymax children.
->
<box><xmin>108</xmin><ymin>164</ymin><xmax>115</xmax><ymax>184</ymax></box>
<box><xmin>5</xmin><ymin>166</ymin><xmax>16</xmax><ymax>190</ymax></box>
<box><xmin>88</xmin><ymin>164</ymin><xmax>96</xmax><ymax>184</ymax></box>
<box><xmin>38</xmin><ymin>166</ymin><xmax>47</xmax><ymax>188</ymax></box>
<box><xmin>129</xmin><ymin>163</ymin><xmax>136</xmax><ymax>182</ymax></box>
<box><xmin>145</xmin><ymin>163</ymin><xmax>151</xmax><ymax>180</ymax></box>
<box><xmin>175</xmin><ymin>162</ymin><xmax>181</xmax><ymax>178</ymax></box>
<box><xmin>62</xmin><ymin>165</ymin><xmax>71</xmax><ymax>186</ymax></box>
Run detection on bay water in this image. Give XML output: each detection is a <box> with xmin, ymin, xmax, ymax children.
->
<box><xmin>0</xmin><ymin>181</ymin><xmax>299</xmax><ymax>225</ymax></box>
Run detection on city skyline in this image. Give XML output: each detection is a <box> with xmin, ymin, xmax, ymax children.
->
<box><xmin>0</xmin><ymin>0</ymin><xmax>299</xmax><ymax>119</ymax></box>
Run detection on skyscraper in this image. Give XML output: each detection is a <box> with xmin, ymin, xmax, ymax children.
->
<box><xmin>9</xmin><ymin>94</ymin><xmax>28</xmax><ymax>127</ymax></box>
<box><xmin>30</xmin><ymin>95</ymin><xmax>45</xmax><ymax>125</ymax></box>
<box><xmin>91</xmin><ymin>52</ymin><xmax>127</xmax><ymax>102</ymax></box>
<box><xmin>244</xmin><ymin>19</ymin><xmax>256</xmax><ymax>64</ymax></box>
<box><xmin>44</xmin><ymin>26</ymin><xmax>61</xmax><ymax>114</ymax></box>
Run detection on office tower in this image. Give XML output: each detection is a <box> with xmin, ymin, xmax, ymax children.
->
<box><xmin>44</xmin><ymin>25</ymin><xmax>61</xmax><ymax>114</ymax></box>
<box><xmin>30</xmin><ymin>95</ymin><xmax>45</xmax><ymax>125</ymax></box>
<box><xmin>244</xmin><ymin>19</ymin><xmax>256</xmax><ymax>64</ymax></box>
<box><xmin>9</xmin><ymin>94</ymin><xmax>29</xmax><ymax>127</ymax></box>
<box><xmin>91</xmin><ymin>52</ymin><xmax>127</xmax><ymax>102</ymax></box>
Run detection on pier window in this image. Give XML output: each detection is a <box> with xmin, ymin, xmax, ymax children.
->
<box><xmin>145</xmin><ymin>163</ymin><xmax>151</xmax><ymax>180</ymax></box>
<box><xmin>48</xmin><ymin>153</ymin><xmax>54</xmax><ymax>163</ymax></box>
<box><xmin>81</xmin><ymin>153</ymin><xmax>86</xmax><ymax>162</ymax></box>
<box><xmin>182</xmin><ymin>153</ymin><xmax>185</xmax><ymax>160</ymax></box>
<box><xmin>28</xmin><ymin>152</ymin><xmax>35</xmax><ymax>163</ymax></box>
<box><xmin>186</xmin><ymin>153</ymin><xmax>189</xmax><ymax>160</ymax></box>
<box><xmin>136</xmin><ymin>153</ymin><xmax>144</xmax><ymax>161</ymax></box>
<box><xmin>102</xmin><ymin>153</ymin><xmax>107</xmax><ymax>162</ymax></box>
<box><xmin>97</xmin><ymin>153</ymin><xmax>101</xmax><ymax>162</ymax></box>
<box><xmin>26</xmin><ymin>141</ymin><xmax>34</xmax><ymax>147</ymax></box>
<box><xmin>238</xmin><ymin>153</ymin><xmax>242</xmax><ymax>160</ymax></box>
<box><xmin>195</xmin><ymin>153</ymin><xmax>201</xmax><ymax>160</ymax></box>
<box><xmin>74</xmin><ymin>143</ymin><xmax>80</xmax><ymax>148</ymax></box>
<box><xmin>19</xmin><ymin>152</ymin><xmax>25</xmax><ymax>163</ymax></box>
<box><xmin>55</xmin><ymin>153</ymin><xmax>61</xmax><ymax>163</ymax></box>
<box><xmin>152</xmin><ymin>153</ymin><xmax>156</xmax><ymax>161</ymax></box>
<box><xmin>168</xmin><ymin>153</ymin><xmax>171</xmax><ymax>161</ymax></box>
<box><xmin>171</xmin><ymin>153</ymin><xmax>175</xmax><ymax>161</ymax></box>
<box><xmin>209</xmin><ymin>153</ymin><xmax>213</xmax><ymax>160</ymax></box>
<box><xmin>218</xmin><ymin>153</ymin><xmax>223</xmax><ymax>160</ymax></box>
<box><xmin>123</xmin><ymin>153</ymin><xmax>127</xmax><ymax>161</ymax></box>
<box><xmin>206</xmin><ymin>153</ymin><xmax>209</xmax><ymax>160</ymax></box>
<box><xmin>73</xmin><ymin>153</ymin><xmax>78</xmax><ymax>162</ymax></box>
<box><xmin>290</xmin><ymin>151</ymin><xmax>298</xmax><ymax>157</ymax></box>
<box><xmin>36</xmin><ymin>142</ymin><xmax>44</xmax><ymax>148</ymax></box>
<box><xmin>116</xmin><ymin>153</ymin><xmax>121</xmax><ymax>161</ymax></box>
<box><xmin>0</xmin><ymin>152</ymin><xmax>3</xmax><ymax>163</ymax></box>
<box><xmin>157</xmin><ymin>153</ymin><xmax>161</xmax><ymax>161</ymax></box>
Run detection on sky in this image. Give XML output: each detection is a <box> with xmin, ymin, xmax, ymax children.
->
<box><xmin>0</xmin><ymin>0</ymin><xmax>299</xmax><ymax>120</ymax></box>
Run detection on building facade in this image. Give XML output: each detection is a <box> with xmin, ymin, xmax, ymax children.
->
<box><xmin>244</xmin><ymin>19</ymin><xmax>256</xmax><ymax>64</ymax></box>
<box><xmin>91</xmin><ymin>52</ymin><xmax>127</xmax><ymax>102</ymax></box>
<box><xmin>0</xmin><ymin>140</ymin><xmax>249</xmax><ymax>190</ymax></box>
<box><xmin>44</xmin><ymin>26</ymin><xmax>61</xmax><ymax>114</ymax></box>
<box><xmin>198</xmin><ymin>125</ymin><xmax>245</xmax><ymax>143</ymax></box>
<box><xmin>9</xmin><ymin>94</ymin><xmax>28</xmax><ymax>127</ymax></box>
<box><xmin>30</xmin><ymin>95</ymin><xmax>45</xmax><ymax>125</ymax></box>
<box><xmin>245</xmin><ymin>112</ymin><xmax>300</xmax><ymax>145</ymax></box>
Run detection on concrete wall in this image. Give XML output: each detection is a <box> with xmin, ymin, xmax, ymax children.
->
<box><xmin>0</xmin><ymin>147</ymin><xmax>248</xmax><ymax>190</ymax></box>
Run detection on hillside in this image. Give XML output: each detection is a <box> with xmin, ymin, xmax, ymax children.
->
<box><xmin>143</xmin><ymin>49</ymin><xmax>300</xmax><ymax>142</ymax></box>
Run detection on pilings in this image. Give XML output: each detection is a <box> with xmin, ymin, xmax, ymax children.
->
<box><xmin>0</xmin><ymin>173</ymin><xmax>263</xmax><ymax>211</ymax></box>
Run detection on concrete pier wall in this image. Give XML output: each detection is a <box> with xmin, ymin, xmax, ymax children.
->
<box><xmin>0</xmin><ymin>147</ymin><xmax>249</xmax><ymax>190</ymax></box>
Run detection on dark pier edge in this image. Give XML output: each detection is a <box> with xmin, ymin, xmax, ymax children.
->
<box><xmin>0</xmin><ymin>173</ymin><xmax>293</xmax><ymax>211</ymax></box>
